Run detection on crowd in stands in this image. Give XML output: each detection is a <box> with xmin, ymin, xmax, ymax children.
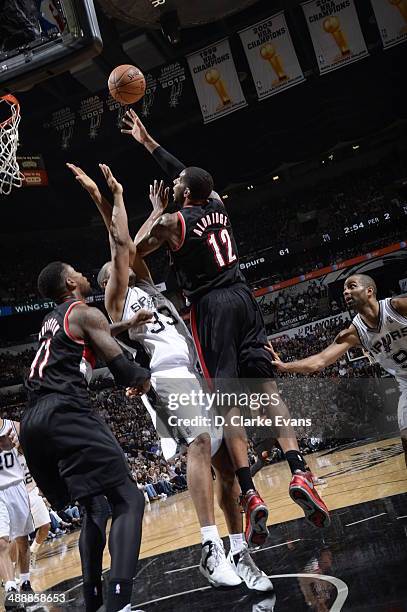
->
<box><xmin>0</xmin><ymin>154</ymin><xmax>406</xmax><ymax>303</ymax></box>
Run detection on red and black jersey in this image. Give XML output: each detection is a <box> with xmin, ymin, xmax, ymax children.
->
<box><xmin>25</xmin><ymin>298</ymin><xmax>96</xmax><ymax>402</ymax></box>
<box><xmin>170</xmin><ymin>198</ymin><xmax>245</xmax><ymax>302</ymax></box>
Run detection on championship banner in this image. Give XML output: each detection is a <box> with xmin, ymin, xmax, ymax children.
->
<box><xmin>239</xmin><ymin>12</ymin><xmax>305</xmax><ymax>101</ymax></box>
<box><xmin>370</xmin><ymin>0</ymin><xmax>407</xmax><ymax>49</ymax></box>
<box><xmin>186</xmin><ymin>39</ymin><xmax>247</xmax><ymax>124</ymax></box>
<box><xmin>301</xmin><ymin>0</ymin><xmax>369</xmax><ymax>74</ymax></box>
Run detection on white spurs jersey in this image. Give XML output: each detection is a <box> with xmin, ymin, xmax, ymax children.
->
<box><xmin>0</xmin><ymin>419</ymin><xmax>24</xmax><ymax>490</ymax></box>
<box><xmin>18</xmin><ymin>455</ymin><xmax>37</xmax><ymax>494</ymax></box>
<box><xmin>352</xmin><ymin>298</ymin><xmax>407</xmax><ymax>390</ymax></box>
<box><xmin>120</xmin><ymin>281</ymin><xmax>196</xmax><ymax>373</ymax></box>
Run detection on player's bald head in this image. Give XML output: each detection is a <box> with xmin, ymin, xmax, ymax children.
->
<box><xmin>97</xmin><ymin>261</ymin><xmax>111</xmax><ymax>289</ymax></box>
<box><xmin>346</xmin><ymin>274</ymin><xmax>377</xmax><ymax>296</ymax></box>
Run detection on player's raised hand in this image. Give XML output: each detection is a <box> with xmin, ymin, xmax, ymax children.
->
<box><xmin>128</xmin><ymin>309</ymin><xmax>154</xmax><ymax>328</ymax></box>
<box><xmin>99</xmin><ymin>163</ymin><xmax>123</xmax><ymax>196</ymax></box>
<box><xmin>149</xmin><ymin>179</ymin><xmax>169</xmax><ymax>212</ymax></box>
<box><xmin>3</xmin><ymin>426</ymin><xmax>20</xmax><ymax>452</ymax></box>
<box><xmin>264</xmin><ymin>341</ymin><xmax>290</xmax><ymax>372</ymax></box>
<box><xmin>264</xmin><ymin>340</ymin><xmax>280</xmax><ymax>361</ymax></box>
<box><xmin>66</xmin><ymin>163</ymin><xmax>100</xmax><ymax>197</ymax></box>
<box><xmin>121</xmin><ymin>108</ymin><xmax>149</xmax><ymax>144</ymax></box>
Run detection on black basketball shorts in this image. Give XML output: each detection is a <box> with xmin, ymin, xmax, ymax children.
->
<box><xmin>20</xmin><ymin>393</ymin><xmax>131</xmax><ymax>510</ymax></box>
<box><xmin>190</xmin><ymin>282</ymin><xmax>274</xmax><ymax>381</ymax></box>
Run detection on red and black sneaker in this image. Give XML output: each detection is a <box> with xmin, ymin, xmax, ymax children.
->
<box><xmin>289</xmin><ymin>470</ymin><xmax>330</xmax><ymax>528</ymax></box>
<box><xmin>240</xmin><ymin>489</ymin><xmax>269</xmax><ymax>547</ymax></box>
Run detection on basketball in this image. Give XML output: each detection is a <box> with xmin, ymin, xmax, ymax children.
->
<box><xmin>108</xmin><ymin>64</ymin><xmax>146</xmax><ymax>105</ymax></box>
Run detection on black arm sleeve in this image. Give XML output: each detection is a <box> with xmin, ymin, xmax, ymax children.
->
<box><xmin>107</xmin><ymin>354</ymin><xmax>150</xmax><ymax>387</ymax></box>
<box><xmin>151</xmin><ymin>146</ymin><xmax>186</xmax><ymax>180</ymax></box>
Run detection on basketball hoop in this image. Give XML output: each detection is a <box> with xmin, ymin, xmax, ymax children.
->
<box><xmin>0</xmin><ymin>94</ymin><xmax>24</xmax><ymax>195</ymax></box>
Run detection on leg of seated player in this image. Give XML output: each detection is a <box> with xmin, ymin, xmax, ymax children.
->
<box><xmin>79</xmin><ymin>495</ymin><xmax>110</xmax><ymax>612</ymax></box>
<box><xmin>104</xmin><ymin>478</ymin><xmax>145</xmax><ymax>612</ymax></box>
<box><xmin>30</xmin><ymin>522</ymin><xmax>50</xmax><ymax>557</ymax></box>
<box><xmin>211</xmin><ymin>443</ymin><xmax>273</xmax><ymax>591</ymax></box>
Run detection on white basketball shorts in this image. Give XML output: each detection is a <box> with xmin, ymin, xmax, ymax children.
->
<box><xmin>0</xmin><ymin>481</ymin><xmax>34</xmax><ymax>540</ymax></box>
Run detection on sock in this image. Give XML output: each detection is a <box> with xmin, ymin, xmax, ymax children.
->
<box><xmin>235</xmin><ymin>467</ymin><xmax>255</xmax><ymax>495</ymax></box>
<box><xmin>83</xmin><ymin>581</ymin><xmax>103</xmax><ymax>612</ymax></box>
<box><xmin>229</xmin><ymin>533</ymin><xmax>245</xmax><ymax>555</ymax></box>
<box><xmin>30</xmin><ymin>540</ymin><xmax>41</xmax><ymax>554</ymax></box>
<box><xmin>285</xmin><ymin>450</ymin><xmax>307</xmax><ymax>474</ymax></box>
<box><xmin>5</xmin><ymin>580</ymin><xmax>16</xmax><ymax>592</ymax></box>
<box><xmin>20</xmin><ymin>573</ymin><xmax>30</xmax><ymax>583</ymax></box>
<box><xmin>106</xmin><ymin>578</ymin><xmax>133</xmax><ymax>612</ymax></box>
<box><xmin>200</xmin><ymin>525</ymin><xmax>220</xmax><ymax>545</ymax></box>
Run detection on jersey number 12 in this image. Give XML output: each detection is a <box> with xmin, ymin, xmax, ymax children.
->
<box><xmin>207</xmin><ymin>229</ymin><xmax>237</xmax><ymax>268</ymax></box>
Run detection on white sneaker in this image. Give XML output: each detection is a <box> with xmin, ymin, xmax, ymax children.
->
<box><xmin>159</xmin><ymin>493</ymin><xmax>167</xmax><ymax>500</ymax></box>
<box><xmin>199</xmin><ymin>539</ymin><xmax>242</xmax><ymax>587</ymax></box>
<box><xmin>228</xmin><ymin>543</ymin><xmax>274</xmax><ymax>592</ymax></box>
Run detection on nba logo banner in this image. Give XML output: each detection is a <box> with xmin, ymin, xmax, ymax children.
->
<box><xmin>239</xmin><ymin>12</ymin><xmax>305</xmax><ymax>101</ymax></box>
<box><xmin>370</xmin><ymin>0</ymin><xmax>407</xmax><ymax>49</ymax></box>
<box><xmin>186</xmin><ymin>39</ymin><xmax>247</xmax><ymax>124</ymax></box>
<box><xmin>301</xmin><ymin>0</ymin><xmax>369</xmax><ymax>75</ymax></box>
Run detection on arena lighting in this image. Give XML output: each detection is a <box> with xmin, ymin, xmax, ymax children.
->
<box><xmin>321</xmin><ymin>160</ymin><xmax>325</xmax><ymax>164</ymax></box>
<box><xmin>222</xmin><ymin>194</ymin><xmax>229</xmax><ymax>199</ymax></box>
<box><xmin>273</xmin><ymin>175</ymin><xmax>280</xmax><ymax>181</ymax></box>
<box><xmin>328</xmin><ymin>154</ymin><xmax>334</xmax><ymax>160</ymax></box>
<box><xmin>247</xmin><ymin>185</ymin><xmax>254</xmax><ymax>190</ymax></box>
<box><xmin>353</xmin><ymin>144</ymin><xmax>360</xmax><ymax>150</ymax></box>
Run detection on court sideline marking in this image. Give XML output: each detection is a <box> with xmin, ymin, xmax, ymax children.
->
<box><xmin>132</xmin><ymin>573</ymin><xmax>349</xmax><ymax>611</ymax></box>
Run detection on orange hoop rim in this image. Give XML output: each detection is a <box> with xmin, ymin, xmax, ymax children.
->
<box><xmin>0</xmin><ymin>94</ymin><xmax>20</xmax><ymax>128</ymax></box>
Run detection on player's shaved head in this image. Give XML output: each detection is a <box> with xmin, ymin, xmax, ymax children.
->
<box><xmin>182</xmin><ymin>167</ymin><xmax>214</xmax><ymax>200</ymax></box>
<box><xmin>97</xmin><ymin>261</ymin><xmax>111</xmax><ymax>289</ymax></box>
<box><xmin>37</xmin><ymin>261</ymin><xmax>69</xmax><ymax>300</ymax></box>
<box><xmin>346</xmin><ymin>274</ymin><xmax>377</xmax><ymax>296</ymax></box>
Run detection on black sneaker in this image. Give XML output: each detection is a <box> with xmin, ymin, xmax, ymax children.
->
<box><xmin>20</xmin><ymin>579</ymin><xmax>35</xmax><ymax>594</ymax></box>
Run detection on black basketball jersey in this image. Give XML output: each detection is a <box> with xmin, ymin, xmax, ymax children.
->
<box><xmin>170</xmin><ymin>198</ymin><xmax>245</xmax><ymax>301</ymax></box>
<box><xmin>25</xmin><ymin>298</ymin><xmax>96</xmax><ymax>401</ymax></box>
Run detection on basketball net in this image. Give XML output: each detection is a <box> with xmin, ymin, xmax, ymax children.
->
<box><xmin>0</xmin><ymin>95</ymin><xmax>25</xmax><ymax>195</ymax></box>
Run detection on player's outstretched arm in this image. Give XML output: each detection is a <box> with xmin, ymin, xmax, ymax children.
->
<box><xmin>110</xmin><ymin>309</ymin><xmax>153</xmax><ymax>337</ymax></box>
<box><xmin>390</xmin><ymin>296</ymin><xmax>407</xmax><ymax>317</ymax></box>
<box><xmin>135</xmin><ymin>181</ymin><xmax>181</xmax><ymax>256</ymax></box>
<box><xmin>121</xmin><ymin>109</ymin><xmax>186</xmax><ymax>179</ymax></box>
<box><xmin>66</xmin><ymin>163</ymin><xmax>113</xmax><ymax>231</ymax></box>
<box><xmin>99</xmin><ymin>164</ymin><xmax>131</xmax><ymax>320</ymax></box>
<box><xmin>133</xmin><ymin>179</ymin><xmax>169</xmax><ymax>246</ymax></box>
<box><xmin>71</xmin><ymin>304</ymin><xmax>150</xmax><ymax>393</ymax></box>
<box><xmin>266</xmin><ymin>326</ymin><xmax>360</xmax><ymax>374</ymax></box>
<box><xmin>67</xmin><ymin>163</ymin><xmax>153</xmax><ymax>284</ymax></box>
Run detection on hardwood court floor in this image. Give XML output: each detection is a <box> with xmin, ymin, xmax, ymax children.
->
<box><xmin>29</xmin><ymin>436</ymin><xmax>407</xmax><ymax>594</ymax></box>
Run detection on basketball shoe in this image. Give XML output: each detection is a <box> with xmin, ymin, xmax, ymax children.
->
<box><xmin>199</xmin><ymin>539</ymin><xmax>242</xmax><ymax>587</ymax></box>
<box><xmin>240</xmin><ymin>490</ymin><xmax>269</xmax><ymax>547</ymax></box>
<box><xmin>289</xmin><ymin>470</ymin><xmax>330</xmax><ymax>528</ymax></box>
<box><xmin>227</xmin><ymin>543</ymin><xmax>273</xmax><ymax>591</ymax></box>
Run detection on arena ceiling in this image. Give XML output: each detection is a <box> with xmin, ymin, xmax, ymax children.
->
<box><xmin>2</xmin><ymin>0</ymin><xmax>405</xmax><ymax>230</ymax></box>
